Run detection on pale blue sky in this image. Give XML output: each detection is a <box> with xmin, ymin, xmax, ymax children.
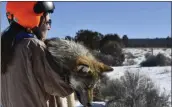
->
<box><xmin>1</xmin><ymin>2</ymin><xmax>171</xmax><ymax>39</ymax></box>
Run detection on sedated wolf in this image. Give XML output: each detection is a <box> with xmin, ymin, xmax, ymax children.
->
<box><xmin>44</xmin><ymin>38</ymin><xmax>113</xmax><ymax>107</ymax></box>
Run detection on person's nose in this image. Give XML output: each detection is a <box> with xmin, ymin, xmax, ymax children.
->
<box><xmin>47</xmin><ymin>24</ymin><xmax>51</xmax><ymax>30</ymax></box>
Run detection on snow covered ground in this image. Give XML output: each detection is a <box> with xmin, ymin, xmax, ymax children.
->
<box><xmin>76</xmin><ymin>101</ymin><xmax>106</xmax><ymax>107</ymax></box>
<box><xmin>76</xmin><ymin>48</ymin><xmax>171</xmax><ymax>107</ymax></box>
<box><xmin>106</xmin><ymin>66</ymin><xmax>171</xmax><ymax>98</ymax></box>
<box><xmin>123</xmin><ymin>48</ymin><xmax>171</xmax><ymax>66</ymax></box>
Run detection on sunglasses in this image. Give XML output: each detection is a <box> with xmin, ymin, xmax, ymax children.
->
<box><xmin>45</xmin><ymin>19</ymin><xmax>52</xmax><ymax>26</ymax></box>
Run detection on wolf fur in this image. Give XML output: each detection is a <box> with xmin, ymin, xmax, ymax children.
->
<box><xmin>44</xmin><ymin>38</ymin><xmax>113</xmax><ymax>107</ymax></box>
<box><xmin>45</xmin><ymin>38</ymin><xmax>95</xmax><ymax>71</ymax></box>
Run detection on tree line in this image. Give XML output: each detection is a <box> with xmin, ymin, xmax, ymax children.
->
<box><xmin>64</xmin><ymin>29</ymin><xmax>171</xmax><ymax>49</ymax></box>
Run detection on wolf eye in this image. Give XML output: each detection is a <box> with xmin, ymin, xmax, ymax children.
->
<box><xmin>77</xmin><ymin>64</ymin><xmax>90</xmax><ymax>73</ymax></box>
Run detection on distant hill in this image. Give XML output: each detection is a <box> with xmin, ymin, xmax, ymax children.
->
<box><xmin>126</xmin><ymin>38</ymin><xmax>172</xmax><ymax>47</ymax></box>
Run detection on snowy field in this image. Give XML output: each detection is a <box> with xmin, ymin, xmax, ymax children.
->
<box><xmin>76</xmin><ymin>48</ymin><xmax>171</xmax><ymax>107</ymax></box>
<box><xmin>123</xmin><ymin>48</ymin><xmax>171</xmax><ymax>66</ymax></box>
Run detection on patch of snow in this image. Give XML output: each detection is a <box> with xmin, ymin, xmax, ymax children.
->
<box><xmin>106</xmin><ymin>66</ymin><xmax>171</xmax><ymax>94</ymax></box>
<box><xmin>76</xmin><ymin>101</ymin><xmax>106</xmax><ymax>107</ymax></box>
<box><xmin>122</xmin><ymin>48</ymin><xmax>171</xmax><ymax>66</ymax></box>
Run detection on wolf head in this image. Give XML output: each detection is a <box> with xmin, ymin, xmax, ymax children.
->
<box><xmin>45</xmin><ymin>38</ymin><xmax>113</xmax><ymax>107</ymax></box>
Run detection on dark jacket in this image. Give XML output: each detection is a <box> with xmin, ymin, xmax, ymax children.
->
<box><xmin>2</xmin><ymin>38</ymin><xmax>73</xmax><ymax>107</ymax></box>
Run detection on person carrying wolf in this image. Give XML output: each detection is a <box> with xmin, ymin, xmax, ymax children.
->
<box><xmin>1</xmin><ymin>2</ymin><xmax>74</xmax><ymax>107</ymax></box>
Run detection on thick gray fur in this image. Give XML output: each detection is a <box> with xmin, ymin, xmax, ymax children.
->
<box><xmin>45</xmin><ymin>38</ymin><xmax>95</xmax><ymax>70</ymax></box>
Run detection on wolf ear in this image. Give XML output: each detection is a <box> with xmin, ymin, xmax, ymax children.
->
<box><xmin>77</xmin><ymin>64</ymin><xmax>90</xmax><ymax>73</ymax></box>
<box><xmin>98</xmin><ymin>62</ymin><xmax>113</xmax><ymax>73</ymax></box>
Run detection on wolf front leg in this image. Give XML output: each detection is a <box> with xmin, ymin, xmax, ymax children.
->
<box><xmin>54</xmin><ymin>96</ymin><xmax>64</xmax><ymax>107</ymax></box>
<box><xmin>55</xmin><ymin>96</ymin><xmax>68</xmax><ymax>107</ymax></box>
<box><xmin>66</xmin><ymin>93</ymin><xmax>75</xmax><ymax>107</ymax></box>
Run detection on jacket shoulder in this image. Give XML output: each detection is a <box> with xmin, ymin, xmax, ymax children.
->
<box><xmin>18</xmin><ymin>38</ymin><xmax>45</xmax><ymax>49</ymax></box>
<box><xmin>14</xmin><ymin>38</ymin><xmax>46</xmax><ymax>57</ymax></box>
